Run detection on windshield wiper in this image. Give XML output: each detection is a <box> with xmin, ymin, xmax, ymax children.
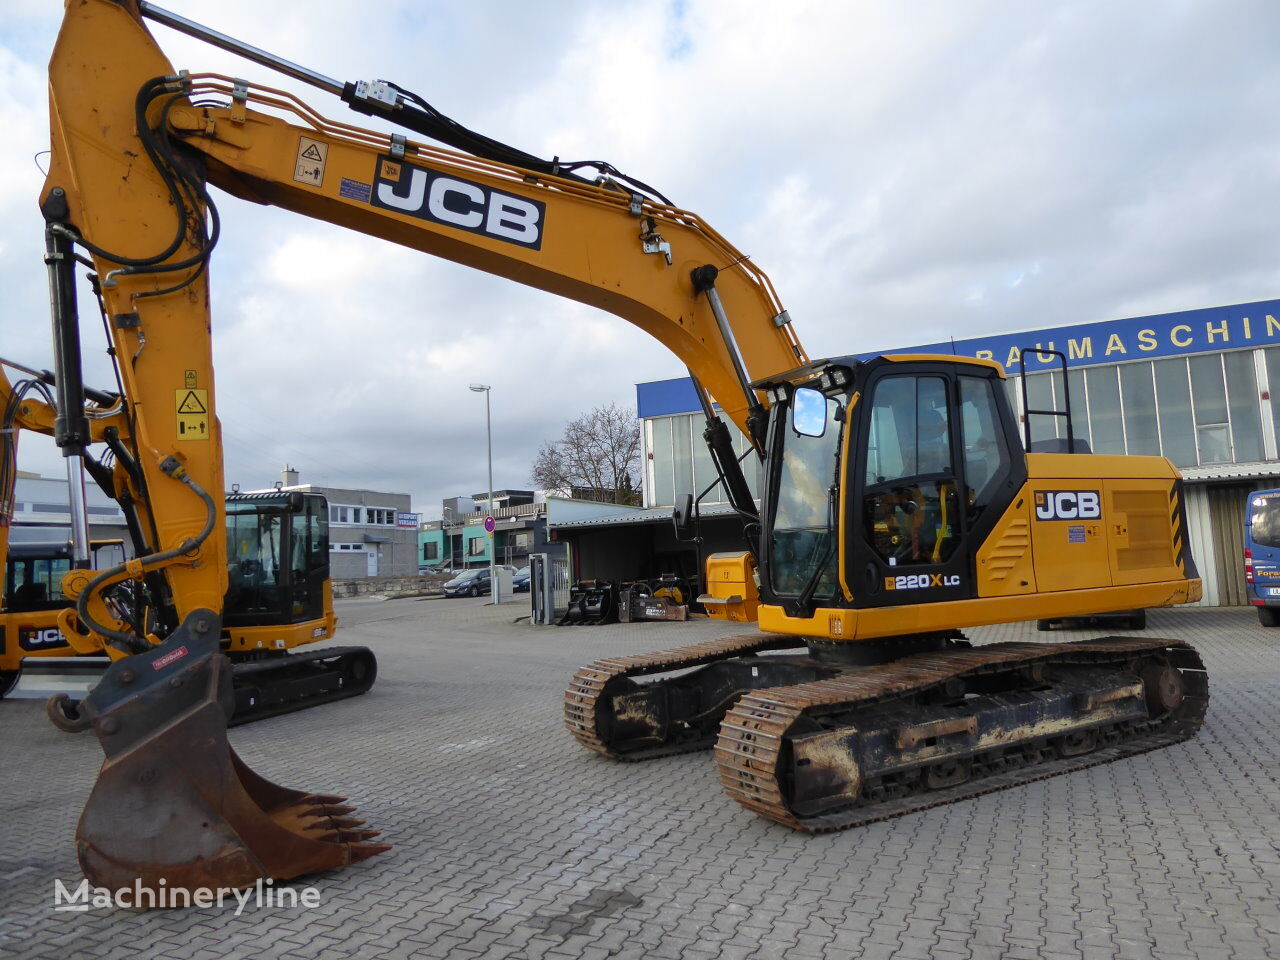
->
<box><xmin>792</xmin><ymin>483</ymin><xmax>838</xmax><ymax>616</ymax></box>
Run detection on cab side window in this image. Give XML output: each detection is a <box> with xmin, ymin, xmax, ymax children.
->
<box><xmin>959</xmin><ymin>376</ymin><xmax>1012</xmax><ymax>522</ymax></box>
<box><xmin>865</xmin><ymin>376</ymin><xmax>952</xmax><ymax>484</ymax></box>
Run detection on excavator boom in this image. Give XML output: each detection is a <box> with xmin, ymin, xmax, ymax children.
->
<box><xmin>36</xmin><ymin>0</ymin><xmax>805</xmax><ymax>896</ymax></box>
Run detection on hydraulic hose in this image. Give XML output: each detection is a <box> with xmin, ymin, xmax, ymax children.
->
<box><xmin>75</xmin><ymin>462</ymin><xmax>217</xmax><ymax>655</ymax></box>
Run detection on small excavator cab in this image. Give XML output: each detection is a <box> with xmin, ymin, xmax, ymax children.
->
<box><xmin>5</xmin><ymin>540</ymin><xmax>125</xmax><ymax>613</ymax></box>
<box><xmin>224</xmin><ymin>492</ymin><xmax>328</xmax><ymax>627</ymax></box>
<box><xmin>2</xmin><ymin>541</ymin><xmax>126</xmax><ymax>700</ymax></box>
<box><xmin>6</xmin><ymin>543</ymin><xmax>75</xmax><ymax>613</ymax></box>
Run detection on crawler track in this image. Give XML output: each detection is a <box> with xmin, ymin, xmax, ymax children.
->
<box><xmin>229</xmin><ymin>645</ymin><xmax>378</xmax><ymax>725</ymax></box>
<box><xmin>715</xmin><ymin>636</ymin><xmax>1207</xmax><ymax>831</ymax></box>
<box><xmin>564</xmin><ymin>633</ymin><xmax>805</xmax><ymax>760</ymax></box>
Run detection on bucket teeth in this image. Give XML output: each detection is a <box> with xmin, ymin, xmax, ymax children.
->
<box><xmin>349</xmin><ymin>842</ymin><xmax>392</xmax><ymax>862</ymax></box>
<box><xmin>316</xmin><ymin>828</ymin><xmax>382</xmax><ymax>843</ymax></box>
<box><xmin>302</xmin><ymin>803</ymin><xmax>357</xmax><ymax>817</ymax></box>
<box><xmin>319</xmin><ymin>816</ymin><xmax>364</xmax><ymax>828</ymax></box>
<box><xmin>327</xmin><ymin>817</ymin><xmax>366</xmax><ymax>829</ymax></box>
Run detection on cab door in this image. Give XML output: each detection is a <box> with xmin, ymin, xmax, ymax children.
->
<box><xmin>846</xmin><ymin>362</ymin><xmax>1022</xmax><ymax>609</ymax></box>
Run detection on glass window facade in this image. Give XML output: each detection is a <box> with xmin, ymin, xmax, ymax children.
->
<box><xmin>1225</xmin><ymin>351</ymin><xmax>1263</xmax><ymax>463</ymax></box>
<box><xmin>643</xmin><ymin>346</ymin><xmax>1279</xmax><ymax>507</ymax></box>
<box><xmin>1014</xmin><ymin>350</ymin><xmax>1273</xmax><ymax>469</ymax></box>
<box><xmin>1119</xmin><ymin>363</ymin><xmax>1159</xmax><ymax>456</ymax></box>
<box><xmin>1153</xmin><ymin>358</ymin><xmax>1196</xmax><ymax>466</ymax></box>
<box><xmin>645</xmin><ymin>412</ymin><xmax>763</xmax><ymax>507</ymax></box>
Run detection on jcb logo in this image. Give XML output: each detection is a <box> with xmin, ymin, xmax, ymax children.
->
<box><xmin>1035</xmin><ymin>490</ymin><xmax>1101</xmax><ymax>521</ymax></box>
<box><xmin>884</xmin><ymin>573</ymin><xmax>961</xmax><ymax>591</ymax></box>
<box><xmin>18</xmin><ymin>626</ymin><xmax>64</xmax><ymax>652</ymax></box>
<box><xmin>371</xmin><ymin>157</ymin><xmax>546</xmax><ymax>250</ymax></box>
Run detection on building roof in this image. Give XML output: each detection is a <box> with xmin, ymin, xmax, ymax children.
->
<box><xmin>549</xmin><ymin>500</ymin><xmax>745</xmax><ymax>531</ymax></box>
<box><xmin>1180</xmin><ymin>461</ymin><xmax>1280</xmax><ymax>483</ymax></box>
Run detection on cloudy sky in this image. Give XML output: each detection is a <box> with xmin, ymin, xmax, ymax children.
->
<box><xmin>3</xmin><ymin>1</ymin><xmax>1280</xmax><ymax>517</ymax></box>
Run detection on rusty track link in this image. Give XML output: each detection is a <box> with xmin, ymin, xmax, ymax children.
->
<box><xmin>564</xmin><ymin>632</ymin><xmax>805</xmax><ymax>760</ymax></box>
<box><xmin>715</xmin><ymin>636</ymin><xmax>1207</xmax><ymax>832</ymax></box>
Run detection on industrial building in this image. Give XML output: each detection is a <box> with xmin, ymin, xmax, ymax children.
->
<box><xmin>419</xmin><ymin>491</ymin><xmax>543</xmax><ymax>571</ymax></box>
<box><xmin>5</xmin><ymin>471</ymin><xmax>130</xmax><ymax>547</ymax></box>
<box><xmin>630</xmin><ymin>296</ymin><xmax>1280</xmax><ymax>607</ymax></box>
<box><xmin>418</xmin><ymin>490</ymin><xmax>567</xmax><ymax>571</ymax></box>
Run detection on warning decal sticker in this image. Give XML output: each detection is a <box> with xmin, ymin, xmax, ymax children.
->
<box><xmin>177</xmin><ymin>391</ymin><xmax>206</xmax><ymax>414</ymax></box>
<box><xmin>176</xmin><ymin>388</ymin><xmax>210</xmax><ymax>441</ymax></box>
<box><xmin>294</xmin><ymin>136</ymin><xmax>328</xmax><ymax>186</ymax></box>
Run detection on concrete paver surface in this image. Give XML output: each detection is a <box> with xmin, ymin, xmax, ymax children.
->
<box><xmin>1</xmin><ymin>599</ymin><xmax>1277</xmax><ymax>959</ymax></box>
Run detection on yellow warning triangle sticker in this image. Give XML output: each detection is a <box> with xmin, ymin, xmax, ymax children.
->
<box><xmin>300</xmin><ymin>143</ymin><xmax>324</xmax><ymax>161</ymax></box>
<box><xmin>177</xmin><ymin>390</ymin><xmax>207</xmax><ymax>414</ymax></box>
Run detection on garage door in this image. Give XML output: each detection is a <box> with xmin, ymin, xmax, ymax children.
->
<box><xmin>1208</xmin><ymin>482</ymin><xmax>1259</xmax><ymax>606</ymax></box>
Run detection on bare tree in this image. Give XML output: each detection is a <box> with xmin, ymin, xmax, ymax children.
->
<box><xmin>531</xmin><ymin>403</ymin><xmax>642</xmax><ymax>505</ymax></box>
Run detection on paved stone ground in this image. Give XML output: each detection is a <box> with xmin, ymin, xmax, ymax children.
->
<box><xmin>1</xmin><ymin>600</ymin><xmax>1277</xmax><ymax>960</ymax></box>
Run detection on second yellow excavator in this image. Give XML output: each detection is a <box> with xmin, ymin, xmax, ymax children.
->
<box><xmin>29</xmin><ymin>0</ymin><xmax>1206</xmax><ymax>896</ymax></box>
<box><xmin>0</xmin><ymin>365</ymin><xmax>374</xmax><ymax>721</ymax></box>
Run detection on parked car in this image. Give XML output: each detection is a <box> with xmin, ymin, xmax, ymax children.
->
<box><xmin>442</xmin><ymin>569</ymin><xmax>492</xmax><ymax>597</ymax></box>
<box><xmin>512</xmin><ymin>568</ymin><xmax>530</xmax><ymax>592</ymax></box>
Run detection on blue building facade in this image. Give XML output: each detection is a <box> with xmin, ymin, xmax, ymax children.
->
<box><xmin>638</xmin><ymin>298</ymin><xmax>1280</xmax><ymax>606</ymax></box>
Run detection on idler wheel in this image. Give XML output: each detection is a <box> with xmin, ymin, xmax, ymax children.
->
<box><xmin>1141</xmin><ymin>663</ymin><xmax>1185</xmax><ymax>716</ymax></box>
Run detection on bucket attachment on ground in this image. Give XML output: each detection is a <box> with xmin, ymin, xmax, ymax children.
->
<box><xmin>558</xmin><ymin>581</ymin><xmax>619</xmax><ymax>625</ymax></box>
<box><xmin>618</xmin><ymin>579</ymin><xmax>690</xmax><ymax>622</ymax></box>
<box><xmin>46</xmin><ymin>610</ymin><xmax>388</xmax><ymax>896</ymax></box>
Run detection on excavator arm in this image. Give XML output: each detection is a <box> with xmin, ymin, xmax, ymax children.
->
<box><xmin>42</xmin><ymin>0</ymin><xmax>807</xmax><ymax>655</ymax></box>
<box><xmin>34</xmin><ymin>0</ymin><xmax>808</xmax><ymax>895</ymax></box>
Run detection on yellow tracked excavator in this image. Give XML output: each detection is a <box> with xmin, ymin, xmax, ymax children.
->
<box><xmin>0</xmin><ymin>468</ymin><xmax>375</xmax><ymax>723</ymax></box>
<box><xmin>23</xmin><ymin>0</ymin><xmax>1205</xmax><ymax>896</ymax></box>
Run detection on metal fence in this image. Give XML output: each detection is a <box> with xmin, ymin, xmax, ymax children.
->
<box><xmin>530</xmin><ymin>552</ymin><xmax>571</xmax><ymax>624</ymax></box>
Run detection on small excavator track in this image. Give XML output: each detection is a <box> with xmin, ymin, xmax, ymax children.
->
<box><xmin>565</xmin><ymin>632</ymin><xmax>806</xmax><ymax>760</ymax></box>
<box><xmin>715</xmin><ymin>636</ymin><xmax>1207</xmax><ymax>832</ymax></box>
<box><xmin>229</xmin><ymin>646</ymin><xmax>378</xmax><ymax>726</ymax></box>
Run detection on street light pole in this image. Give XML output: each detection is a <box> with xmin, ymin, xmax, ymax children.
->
<box><xmin>470</xmin><ymin>383</ymin><xmax>496</xmax><ymax>604</ymax></box>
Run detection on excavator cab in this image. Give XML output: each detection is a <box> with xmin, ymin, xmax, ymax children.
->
<box><xmin>6</xmin><ymin>540</ymin><xmax>126</xmax><ymax>613</ymax></box>
<box><xmin>2</xmin><ymin>540</ymin><xmax>125</xmax><ymax>699</ymax></box>
<box><xmin>757</xmin><ymin>355</ymin><xmax>1024</xmax><ymax>623</ymax></box>
<box><xmin>224</xmin><ymin>492</ymin><xmax>328</xmax><ymax>628</ymax></box>
<box><xmin>6</xmin><ymin>542</ymin><xmax>77</xmax><ymax>613</ymax></box>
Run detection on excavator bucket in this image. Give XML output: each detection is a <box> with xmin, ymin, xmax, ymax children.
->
<box><xmin>47</xmin><ymin>611</ymin><xmax>388</xmax><ymax>895</ymax></box>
